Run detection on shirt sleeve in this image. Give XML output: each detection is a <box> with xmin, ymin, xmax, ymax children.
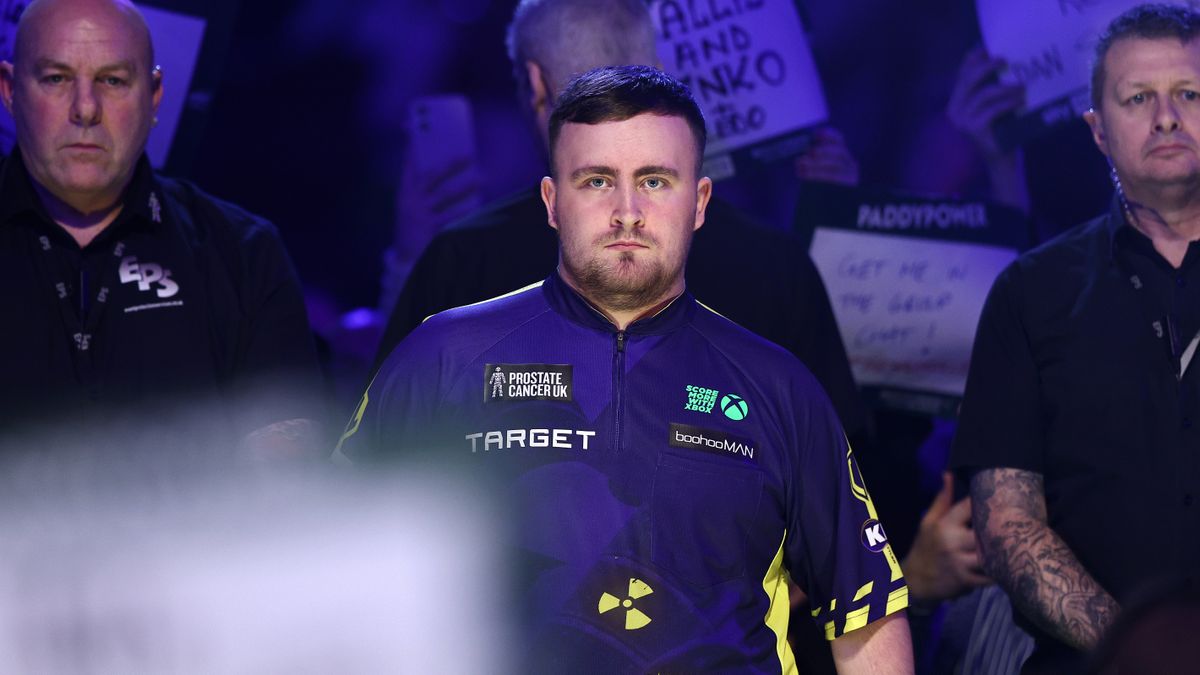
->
<box><xmin>336</xmin><ymin>323</ymin><xmax>448</xmax><ymax>464</ymax></box>
<box><xmin>784</xmin><ymin>377</ymin><xmax>908</xmax><ymax>640</ymax></box>
<box><xmin>228</xmin><ymin>219</ymin><xmax>325</xmax><ymax>433</ymax></box>
<box><xmin>951</xmin><ymin>262</ymin><xmax>1045</xmax><ymax>476</ymax></box>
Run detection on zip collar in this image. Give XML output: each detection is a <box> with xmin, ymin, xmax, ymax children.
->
<box><xmin>541</xmin><ymin>269</ymin><xmax>696</xmax><ymax>335</ymax></box>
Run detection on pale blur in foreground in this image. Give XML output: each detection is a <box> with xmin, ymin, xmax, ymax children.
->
<box><xmin>0</xmin><ymin>432</ymin><xmax>511</xmax><ymax>675</ymax></box>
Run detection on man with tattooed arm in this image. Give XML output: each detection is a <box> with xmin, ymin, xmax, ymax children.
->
<box><xmin>952</xmin><ymin>5</ymin><xmax>1200</xmax><ymax>673</ymax></box>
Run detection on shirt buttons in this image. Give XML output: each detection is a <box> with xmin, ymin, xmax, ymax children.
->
<box><xmin>1184</xmin><ymin>417</ymin><xmax>1194</xmax><ymax>429</ymax></box>
<box><xmin>1177</xmin><ymin>275</ymin><xmax>1187</xmax><ymax>288</ymax></box>
<box><xmin>1186</xmin><ymin>494</ymin><xmax>1195</xmax><ymax>507</ymax></box>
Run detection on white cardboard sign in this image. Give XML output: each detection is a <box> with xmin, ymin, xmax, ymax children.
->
<box><xmin>976</xmin><ymin>0</ymin><xmax>1162</xmax><ymax>129</ymax></box>
<box><xmin>648</xmin><ymin>0</ymin><xmax>827</xmax><ymax>158</ymax></box>
<box><xmin>810</xmin><ymin>228</ymin><xmax>1017</xmax><ymax>396</ymax></box>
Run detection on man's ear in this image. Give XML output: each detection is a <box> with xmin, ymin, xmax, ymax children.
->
<box><xmin>0</xmin><ymin>61</ymin><xmax>15</xmax><ymax>116</ymax></box>
<box><xmin>693</xmin><ymin>177</ymin><xmax>712</xmax><ymax>231</ymax></box>
<box><xmin>1084</xmin><ymin>108</ymin><xmax>1109</xmax><ymax>157</ymax></box>
<box><xmin>525</xmin><ymin>61</ymin><xmax>549</xmax><ymax>121</ymax></box>
<box><xmin>540</xmin><ymin>175</ymin><xmax>558</xmax><ymax>231</ymax></box>
<box><xmin>151</xmin><ymin>65</ymin><xmax>164</xmax><ymax>114</ymax></box>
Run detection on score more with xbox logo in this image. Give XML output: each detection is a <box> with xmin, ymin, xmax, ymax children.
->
<box><xmin>684</xmin><ymin>384</ymin><xmax>749</xmax><ymax>421</ymax></box>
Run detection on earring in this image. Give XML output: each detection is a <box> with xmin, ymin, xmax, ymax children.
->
<box><xmin>1110</xmin><ymin>162</ymin><xmax>1133</xmax><ymax>221</ymax></box>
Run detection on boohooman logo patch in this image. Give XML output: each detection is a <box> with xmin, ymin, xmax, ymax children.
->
<box><xmin>668</xmin><ymin>423</ymin><xmax>756</xmax><ymax>462</ymax></box>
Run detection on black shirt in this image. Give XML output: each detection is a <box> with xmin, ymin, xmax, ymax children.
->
<box><xmin>952</xmin><ymin>197</ymin><xmax>1200</xmax><ymax>653</ymax></box>
<box><xmin>0</xmin><ymin>150</ymin><xmax>321</xmax><ymax>447</ymax></box>
<box><xmin>376</xmin><ymin>187</ymin><xmax>868</xmax><ymax>441</ymax></box>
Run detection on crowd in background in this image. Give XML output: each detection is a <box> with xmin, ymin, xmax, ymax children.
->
<box><xmin>4</xmin><ymin>0</ymin><xmax>1198</xmax><ymax>672</ymax></box>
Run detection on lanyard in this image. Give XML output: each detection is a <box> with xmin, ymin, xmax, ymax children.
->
<box><xmin>1112</xmin><ymin>238</ymin><xmax>1200</xmax><ymax>380</ymax></box>
<box><xmin>33</xmin><ymin>228</ymin><xmax>131</xmax><ymax>388</ymax></box>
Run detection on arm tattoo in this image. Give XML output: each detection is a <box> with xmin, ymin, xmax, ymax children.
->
<box><xmin>970</xmin><ymin>468</ymin><xmax>1120</xmax><ymax>651</ymax></box>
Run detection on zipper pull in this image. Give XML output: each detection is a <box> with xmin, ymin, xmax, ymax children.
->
<box><xmin>616</xmin><ymin>330</ymin><xmax>626</xmax><ymax>353</ymax></box>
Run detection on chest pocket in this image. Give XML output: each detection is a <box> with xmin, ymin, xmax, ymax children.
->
<box><xmin>650</xmin><ymin>451</ymin><xmax>764</xmax><ymax>588</ymax></box>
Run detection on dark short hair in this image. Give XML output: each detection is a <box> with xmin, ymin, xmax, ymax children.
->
<box><xmin>548</xmin><ymin>65</ymin><xmax>707</xmax><ymax>174</ymax></box>
<box><xmin>1091</xmin><ymin>4</ymin><xmax>1200</xmax><ymax>109</ymax></box>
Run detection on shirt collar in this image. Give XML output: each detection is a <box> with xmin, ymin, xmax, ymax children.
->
<box><xmin>119</xmin><ymin>153</ymin><xmax>163</xmax><ymax>227</ymax></box>
<box><xmin>0</xmin><ymin>149</ymin><xmax>46</xmax><ymax>225</ymax></box>
<box><xmin>541</xmin><ymin>268</ymin><xmax>696</xmax><ymax>335</ymax></box>
<box><xmin>1108</xmin><ymin>192</ymin><xmax>1143</xmax><ymax>261</ymax></box>
<box><xmin>1107</xmin><ymin>192</ymin><xmax>1200</xmax><ymax>269</ymax></box>
<box><xmin>0</xmin><ymin>148</ymin><xmax>163</xmax><ymax>232</ymax></box>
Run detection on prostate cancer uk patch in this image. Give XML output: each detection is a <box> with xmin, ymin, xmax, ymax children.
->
<box><xmin>484</xmin><ymin>363</ymin><xmax>573</xmax><ymax>402</ymax></box>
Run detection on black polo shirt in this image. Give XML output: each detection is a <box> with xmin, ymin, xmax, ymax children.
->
<box><xmin>952</xmin><ymin>197</ymin><xmax>1200</xmax><ymax>653</ymax></box>
<box><xmin>0</xmin><ymin>150</ymin><xmax>320</xmax><ymax>448</ymax></box>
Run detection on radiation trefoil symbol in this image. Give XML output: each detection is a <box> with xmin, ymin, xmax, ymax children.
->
<box><xmin>597</xmin><ymin>577</ymin><xmax>654</xmax><ymax>630</ymax></box>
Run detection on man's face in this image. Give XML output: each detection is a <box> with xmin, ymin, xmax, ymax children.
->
<box><xmin>540</xmin><ymin>113</ymin><xmax>711</xmax><ymax>313</ymax></box>
<box><xmin>0</xmin><ymin>0</ymin><xmax>162</xmax><ymax>212</ymax></box>
<box><xmin>1085</xmin><ymin>37</ymin><xmax>1200</xmax><ymax>201</ymax></box>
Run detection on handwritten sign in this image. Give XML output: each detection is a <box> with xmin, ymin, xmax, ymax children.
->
<box><xmin>0</xmin><ymin>2</ymin><xmax>205</xmax><ymax>168</ymax></box>
<box><xmin>975</xmin><ymin>0</ymin><xmax>1190</xmax><ymax>148</ymax></box>
<box><xmin>649</xmin><ymin>0</ymin><xmax>826</xmax><ymax>180</ymax></box>
<box><xmin>140</xmin><ymin>6</ymin><xmax>206</xmax><ymax>168</ymax></box>
<box><xmin>0</xmin><ymin>0</ymin><xmax>20</xmax><ymax>53</ymax></box>
<box><xmin>812</xmin><ymin>228</ymin><xmax>1016</xmax><ymax>397</ymax></box>
<box><xmin>0</xmin><ymin>0</ymin><xmax>24</xmax><ymax>153</ymax></box>
<box><xmin>799</xmin><ymin>184</ymin><xmax>1025</xmax><ymax>410</ymax></box>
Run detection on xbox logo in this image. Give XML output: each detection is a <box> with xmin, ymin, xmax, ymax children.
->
<box><xmin>720</xmin><ymin>394</ymin><xmax>748</xmax><ymax>421</ymax></box>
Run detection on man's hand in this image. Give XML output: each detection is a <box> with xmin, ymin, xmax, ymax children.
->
<box><xmin>902</xmin><ymin>472</ymin><xmax>991</xmax><ymax>604</ymax></box>
<box><xmin>794</xmin><ymin>126</ymin><xmax>860</xmax><ymax>186</ymax></box>
<box><xmin>830</xmin><ymin>611</ymin><xmax>914</xmax><ymax>674</ymax></box>
<box><xmin>392</xmin><ymin>155</ymin><xmax>481</xmax><ymax>257</ymax></box>
<box><xmin>971</xmin><ymin>468</ymin><xmax>1120</xmax><ymax>651</ymax></box>
<box><xmin>947</xmin><ymin>48</ymin><xmax>1025</xmax><ymax>161</ymax></box>
<box><xmin>381</xmin><ymin>152</ymin><xmax>481</xmax><ymax>313</ymax></box>
<box><xmin>240</xmin><ymin>418</ymin><xmax>325</xmax><ymax>463</ymax></box>
<box><xmin>946</xmin><ymin>48</ymin><xmax>1031</xmax><ymax>213</ymax></box>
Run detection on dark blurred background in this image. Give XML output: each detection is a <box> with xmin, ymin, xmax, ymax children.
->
<box><xmin>176</xmin><ymin>0</ymin><xmax>1108</xmax><ymax>311</ymax></box>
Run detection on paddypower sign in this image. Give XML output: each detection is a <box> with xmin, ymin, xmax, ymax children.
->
<box><xmin>648</xmin><ymin>0</ymin><xmax>827</xmax><ymax>180</ymax></box>
<box><xmin>799</xmin><ymin>184</ymin><xmax>1027</xmax><ymax>415</ymax></box>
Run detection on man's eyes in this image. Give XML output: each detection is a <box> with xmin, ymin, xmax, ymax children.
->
<box><xmin>1125</xmin><ymin>90</ymin><xmax>1200</xmax><ymax>104</ymax></box>
<box><xmin>37</xmin><ymin>74</ymin><xmax>129</xmax><ymax>86</ymax></box>
<box><xmin>582</xmin><ymin>176</ymin><xmax>669</xmax><ymax>189</ymax></box>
